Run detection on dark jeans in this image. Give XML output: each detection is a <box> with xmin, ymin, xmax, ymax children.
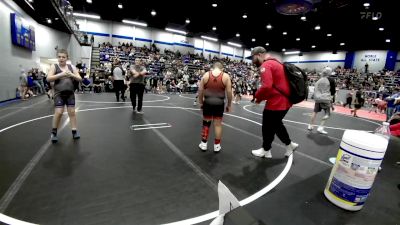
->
<box><xmin>113</xmin><ymin>80</ymin><xmax>125</xmax><ymax>101</ymax></box>
<box><xmin>251</xmin><ymin>89</ymin><xmax>257</xmax><ymax>102</ymax></box>
<box><xmin>130</xmin><ymin>83</ymin><xmax>145</xmax><ymax>111</ymax></box>
<box><xmin>262</xmin><ymin>109</ymin><xmax>291</xmax><ymax>150</ymax></box>
<box><xmin>387</xmin><ymin>107</ymin><xmax>395</xmax><ymax>121</ymax></box>
<box><xmin>343</xmin><ymin>97</ymin><xmax>352</xmax><ymax>108</ymax></box>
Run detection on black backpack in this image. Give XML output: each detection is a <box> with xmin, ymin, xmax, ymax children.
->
<box><xmin>266</xmin><ymin>59</ymin><xmax>308</xmax><ymax>104</ymax></box>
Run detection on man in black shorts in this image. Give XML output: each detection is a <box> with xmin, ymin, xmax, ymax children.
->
<box><xmin>251</xmin><ymin>75</ymin><xmax>259</xmax><ymax>103</ymax></box>
<box><xmin>198</xmin><ymin>62</ymin><xmax>232</xmax><ymax>152</ymax></box>
<box><xmin>328</xmin><ymin>76</ymin><xmax>336</xmax><ymax>110</ymax></box>
<box><xmin>151</xmin><ymin>76</ymin><xmax>158</xmax><ymax>93</ymax></box>
<box><xmin>47</xmin><ymin>49</ymin><xmax>82</xmax><ymax>143</ymax></box>
<box><xmin>308</xmin><ymin>67</ymin><xmax>332</xmax><ymax>134</ymax></box>
<box><xmin>112</xmin><ymin>58</ymin><xmax>126</xmax><ymax>102</ymax></box>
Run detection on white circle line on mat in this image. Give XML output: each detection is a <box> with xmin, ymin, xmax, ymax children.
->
<box><xmin>76</xmin><ymin>94</ymin><xmax>170</xmax><ymax>104</ymax></box>
<box><xmin>0</xmin><ymin>105</ymin><xmax>292</xmax><ymax>225</ymax></box>
<box><xmin>0</xmin><ymin>213</ymin><xmax>38</xmax><ymax>225</ymax></box>
<box><xmin>243</xmin><ymin>105</ymin><xmax>379</xmax><ymax>131</ymax></box>
<box><xmin>179</xmin><ymin>94</ymin><xmax>196</xmax><ymax>100</ymax></box>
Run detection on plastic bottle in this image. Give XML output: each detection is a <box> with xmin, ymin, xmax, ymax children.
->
<box><xmin>374</xmin><ymin>122</ymin><xmax>390</xmax><ymax>172</ymax></box>
<box><xmin>374</xmin><ymin>122</ymin><xmax>391</xmax><ymax>140</ymax></box>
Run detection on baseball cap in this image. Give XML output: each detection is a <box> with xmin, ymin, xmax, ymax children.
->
<box><xmin>251</xmin><ymin>47</ymin><xmax>267</xmax><ymax>57</ymax></box>
<box><xmin>246</xmin><ymin>46</ymin><xmax>267</xmax><ymax>60</ymax></box>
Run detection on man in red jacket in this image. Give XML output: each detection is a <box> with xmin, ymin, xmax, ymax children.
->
<box><xmin>250</xmin><ymin>47</ymin><xmax>298</xmax><ymax>158</ymax></box>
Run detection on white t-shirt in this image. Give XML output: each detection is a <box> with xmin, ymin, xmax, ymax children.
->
<box><xmin>178</xmin><ymin>81</ymin><xmax>184</xmax><ymax>89</ymax></box>
<box><xmin>183</xmin><ymin>74</ymin><xmax>189</xmax><ymax>82</ymax></box>
<box><xmin>113</xmin><ymin>67</ymin><xmax>124</xmax><ymax>80</ymax></box>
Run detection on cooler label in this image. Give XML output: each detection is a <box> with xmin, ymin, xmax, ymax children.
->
<box><xmin>327</xmin><ymin>148</ymin><xmax>382</xmax><ymax>205</ymax></box>
<box><xmin>329</xmin><ymin>177</ymin><xmax>370</xmax><ymax>205</ymax></box>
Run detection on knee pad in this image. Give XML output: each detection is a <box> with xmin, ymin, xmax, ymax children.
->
<box><xmin>203</xmin><ymin>120</ymin><xmax>211</xmax><ymax>127</ymax></box>
<box><xmin>202</xmin><ymin>120</ymin><xmax>211</xmax><ymax>140</ymax></box>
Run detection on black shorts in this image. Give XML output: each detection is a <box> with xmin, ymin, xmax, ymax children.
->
<box><xmin>354</xmin><ymin>104</ymin><xmax>362</xmax><ymax>109</ymax></box>
<box><xmin>54</xmin><ymin>92</ymin><xmax>75</xmax><ymax>108</ymax></box>
<box><xmin>203</xmin><ymin>104</ymin><xmax>224</xmax><ymax>120</ymax></box>
<box><xmin>314</xmin><ymin>102</ymin><xmax>331</xmax><ymax>114</ymax></box>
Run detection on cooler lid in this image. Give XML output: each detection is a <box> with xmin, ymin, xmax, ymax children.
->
<box><xmin>342</xmin><ymin>130</ymin><xmax>388</xmax><ymax>153</ymax></box>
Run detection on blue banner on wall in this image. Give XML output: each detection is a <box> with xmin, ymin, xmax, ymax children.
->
<box><xmin>384</xmin><ymin>50</ymin><xmax>398</xmax><ymax>71</ymax></box>
<box><xmin>10</xmin><ymin>13</ymin><xmax>35</xmax><ymax>51</ymax></box>
<box><xmin>344</xmin><ymin>52</ymin><xmax>355</xmax><ymax>69</ymax></box>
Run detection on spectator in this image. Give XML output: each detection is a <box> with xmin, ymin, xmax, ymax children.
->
<box><xmin>93</xmin><ymin>76</ymin><xmax>102</xmax><ymax>93</ymax></box>
<box><xmin>378</xmin><ymin>84</ymin><xmax>386</xmax><ymax>93</ymax></box>
<box><xmin>105</xmin><ymin>76</ymin><xmax>114</xmax><ymax>92</ymax></box>
<box><xmin>343</xmin><ymin>89</ymin><xmax>354</xmax><ymax>109</ymax></box>
<box><xmin>19</xmin><ymin>69</ymin><xmax>28</xmax><ymax>100</ymax></box>
<box><xmin>385</xmin><ymin>87</ymin><xmax>400</xmax><ymax>121</ymax></box>
<box><xmin>32</xmin><ymin>68</ymin><xmax>44</xmax><ymax>95</ymax></box>
<box><xmin>251</xmin><ymin>75</ymin><xmax>260</xmax><ymax>103</ymax></box>
<box><xmin>232</xmin><ymin>81</ymin><xmax>242</xmax><ymax>104</ymax></box>
<box><xmin>351</xmin><ymin>90</ymin><xmax>364</xmax><ymax>117</ymax></box>
<box><xmin>83</xmin><ymin>34</ymin><xmax>88</xmax><ymax>44</ymax></box>
<box><xmin>250</xmin><ymin>47</ymin><xmax>298</xmax><ymax>159</ymax></box>
<box><xmin>328</xmin><ymin>74</ymin><xmax>336</xmax><ymax>110</ymax></box>
<box><xmin>308</xmin><ymin>67</ymin><xmax>333</xmax><ymax>134</ymax></box>
<box><xmin>128</xmin><ymin>59</ymin><xmax>148</xmax><ymax>113</ymax></box>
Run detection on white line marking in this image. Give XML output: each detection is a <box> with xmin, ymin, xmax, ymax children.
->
<box><xmin>241</xmin><ymin>154</ymin><xmax>293</xmax><ymax>205</ymax></box>
<box><xmin>0</xmin><ymin>107</ymin><xmax>30</xmax><ymax>113</ymax></box>
<box><xmin>179</xmin><ymin>94</ymin><xmax>196</xmax><ymax>100</ymax></box>
<box><xmin>0</xmin><ymin>106</ymin><xmax>81</xmax><ymax>217</ymax></box>
<box><xmin>0</xmin><ymin>107</ymin><xmax>79</xmax><ymax>221</ymax></box>
<box><xmin>0</xmin><ymin>114</ymin><xmax>53</xmax><ymax>133</ymax></box>
<box><xmin>76</xmin><ymin>94</ymin><xmax>170</xmax><ymax>104</ymax></box>
<box><xmin>144</xmin><ymin>118</ymin><xmax>217</xmax><ymax>192</ymax></box>
<box><xmin>1</xmin><ymin>104</ymin><xmax>378</xmax><ymax>224</ymax></box>
<box><xmin>163</xmin><ymin>155</ymin><xmax>293</xmax><ymax>225</ymax></box>
<box><xmin>243</xmin><ymin>105</ymin><xmax>378</xmax><ymax>131</ymax></box>
<box><xmin>293</xmin><ymin>105</ymin><xmax>382</xmax><ymax>126</ymax></box>
<box><xmin>131</xmin><ymin>123</ymin><xmax>169</xmax><ymax>127</ymax></box>
<box><xmin>222</xmin><ymin>114</ymin><xmax>334</xmax><ymax>167</ymax></box>
<box><xmin>133</xmin><ymin>125</ymin><xmax>172</xmax><ymax>131</ymax></box>
<box><xmin>292</xmin><ymin>104</ymin><xmax>382</xmax><ymax>125</ymax></box>
<box><xmin>0</xmin><ymin>213</ymin><xmax>38</xmax><ymax>225</ymax></box>
<box><xmin>171</xmin><ymin>104</ymin><xmax>333</xmax><ymax>166</ymax></box>
<box><xmin>0</xmin><ymin>105</ymin><xmax>304</xmax><ymax>225</ymax></box>
<box><xmin>353</xmin><ymin>116</ymin><xmax>382</xmax><ymax>126</ymax></box>
<box><xmin>0</xmin><ymin>99</ymin><xmax>48</xmax><ymax>121</ymax></box>
<box><xmin>182</xmin><ymin>97</ymin><xmax>378</xmax><ymax>126</ymax></box>
<box><xmin>181</xmin><ymin>97</ymin><xmax>382</xmax><ymax>126</ymax></box>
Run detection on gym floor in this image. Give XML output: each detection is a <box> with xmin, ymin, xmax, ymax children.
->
<box><xmin>0</xmin><ymin>93</ymin><xmax>399</xmax><ymax>225</ymax></box>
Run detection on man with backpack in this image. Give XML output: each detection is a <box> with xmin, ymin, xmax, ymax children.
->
<box><xmin>250</xmin><ymin>47</ymin><xmax>299</xmax><ymax>158</ymax></box>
